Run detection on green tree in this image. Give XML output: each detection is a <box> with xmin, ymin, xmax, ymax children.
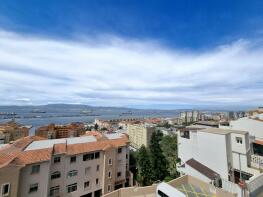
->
<box><xmin>149</xmin><ymin>130</ymin><xmax>169</xmax><ymax>181</ymax></box>
<box><xmin>94</xmin><ymin>123</ymin><xmax>99</xmax><ymax>130</ymax></box>
<box><xmin>100</xmin><ymin>127</ymin><xmax>107</xmax><ymax>131</ymax></box>
<box><xmin>161</xmin><ymin>135</ymin><xmax>179</xmax><ymax>178</ymax></box>
<box><xmin>137</xmin><ymin>145</ymin><xmax>153</xmax><ymax>186</ymax></box>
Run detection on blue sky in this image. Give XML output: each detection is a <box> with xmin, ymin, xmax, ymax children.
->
<box><xmin>0</xmin><ymin>0</ymin><xmax>263</xmax><ymax>108</ymax></box>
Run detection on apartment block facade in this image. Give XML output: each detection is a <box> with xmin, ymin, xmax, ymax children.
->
<box><xmin>127</xmin><ymin>123</ymin><xmax>155</xmax><ymax>149</ymax></box>
<box><xmin>35</xmin><ymin>122</ymin><xmax>86</xmax><ymax>139</ymax></box>
<box><xmin>0</xmin><ymin>120</ymin><xmax>30</xmax><ymax>144</ymax></box>
<box><xmin>0</xmin><ymin>133</ymin><xmax>130</xmax><ymax>197</ymax></box>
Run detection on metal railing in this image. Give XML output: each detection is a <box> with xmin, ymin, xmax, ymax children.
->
<box><xmin>251</xmin><ymin>154</ymin><xmax>263</xmax><ymax>169</ymax></box>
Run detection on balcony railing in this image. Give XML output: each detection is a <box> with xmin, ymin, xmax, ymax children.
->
<box><xmin>251</xmin><ymin>154</ymin><xmax>263</xmax><ymax>169</ymax></box>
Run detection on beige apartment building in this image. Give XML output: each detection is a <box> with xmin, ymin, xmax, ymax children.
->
<box><xmin>0</xmin><ymin>132</ymin><xmax>130</xmax><ymax>197</ymax></box>
<box><xmin>35</xmin><ymin>122</ymin><xmax>86</xmax><ymax>139</ymax></box>
<box><xmin>0</xmin><ymin>120</ymin><xmax>30</xmax><ymax>144</ymax></box>
<box><xmin>127</xmin><ymin>123</ymin><xmax>155</xmax><ymax>149</ymax></box>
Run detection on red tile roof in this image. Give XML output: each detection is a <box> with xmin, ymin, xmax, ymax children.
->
<box><xmin>254</xmin><ymin>140</ymin><xmax>263</xmax><ymax>146</ymax></box>
<box><xmin>0</xmin><ymin>133</ymin><xmax>129</xmax><ymax>166</ymax></box>
<box><xmin>0</xmin><ymin>136</ymin><xmax>45</xmax><ymax>167</ymax></box>
<box><xmin>12</xmin><ymin>148</ymin><xmax>53</xmax><ymax>165</ymax></box>
<box><xmin>54</xmin><ymin>143</ymin><xmax>67</xmax><ymax>154</ymax></box>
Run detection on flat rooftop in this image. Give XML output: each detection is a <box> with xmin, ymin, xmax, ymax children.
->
<box><xmin>200</xmin><ymin>128</ymin><xmax>247</xmax><ymax>135</ymax></box>
<box><xmin>104</xmin><ymin>133</ymin><xmax>124</xmax><ymax>140</ymax></box>
<box><xmin>177</xmin><ymin>183</ymin><xmax>216</xmax><ymax>197</ymax></box>
<box><xmin>103</xmin><ymin>175</ymin><xmax>235</xmax><ymax>197</ymax></box>
<box><xmin>25</xmin><ymin>136</ymin><xmax>97</xmax><ymax>151</ymax></box>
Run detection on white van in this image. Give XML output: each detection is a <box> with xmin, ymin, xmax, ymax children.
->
<box><xmin>156</xmin><ymin>182</ymin><xmax>186</xmax><ymax>197</ymax></box>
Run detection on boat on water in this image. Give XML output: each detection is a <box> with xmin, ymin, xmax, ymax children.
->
<box><xmin>0</xmin><ymin>112</ymin><xmax>17</xmax><ymax>116</ymax></box>
<box><xmin>120</xmin><ymin>110</ymin><xmax>133</xmax><ymax>116</ymax></box>
<box><xmin>31</xmin><ymin>109</ymin><xmax>46</xmax><ymax>113</ymax></box>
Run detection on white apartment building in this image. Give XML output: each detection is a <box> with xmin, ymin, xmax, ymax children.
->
<box><xmin>221</xmin><ymin>114</ymin><xmax>263</xmax><ymax>176</ymax></box>
<box><xmin>226</xmin><ymin>114</ymin><xmax>263</xmax><ymax>140</ymax></box>
<box><xmin>0</xmin><ymin>133</ymin><xmax>130</xmax><ymax>197</ymax></box>
<box><xmin>180</xmin><ymin>111</ymin><xmax>200</xmax><ymax>123</ymax></box>
<box><xmin>177</xmin><ymin>127</ymin><xmax>261</xmax><ymax>186</ymax></box>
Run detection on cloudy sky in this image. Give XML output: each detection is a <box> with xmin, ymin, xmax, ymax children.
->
<box><xmin>0</xmin><ymin>1</ymin><xmax>263</xmax><ymax>109</ymax></box>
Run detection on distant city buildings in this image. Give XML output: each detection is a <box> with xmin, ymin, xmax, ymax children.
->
<box><xmin>35</xmin><ymin>122</ymin><xmax>86</xmax><ymax>139</ymax></box>
<box><xmin>94</xmin><ymin>119</ymin><xmax>142</xmax><ymax>131</ymax></box>
<box><xmin>180</xmin><ymin>110</ymin><xmax>200</xmax><ymax>123</ymax></box>
<box><xmin>0</xmin><ymin>120</ymin><xmax>30</xmax><ymax>144</ymax></box>
<box><xmin>0</xmin><ymin>132</ymin><xmax>130</xmax><ymax>197</ymax></box>
<box><xmin>166</xmin><ymin>117</ymin><xmax>183</xmax><ymax>125</ymax></box>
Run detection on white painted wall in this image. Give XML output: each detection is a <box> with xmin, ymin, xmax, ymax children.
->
<box><xmin>229</xmin><ymin>117</ymin><xmax>263</xmax><ymax>140</ymax></box>
<box><xmin>178</xmin><ymin>131</ymin><xmax>229</xmax><ymax>180</ymax></box>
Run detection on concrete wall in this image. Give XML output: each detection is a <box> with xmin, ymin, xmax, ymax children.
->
<box><xmin>0</xmin><ymin>165</ymin><xmax>21</xmax><ymax>197</ymax></box>
<box><xmin>19</xmin><ymin>161</ymin><xmax>50</xmax><ymax>197</ymax></box>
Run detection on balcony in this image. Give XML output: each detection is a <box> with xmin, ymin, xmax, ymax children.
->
<box><xmin>251</xmin><ymin>154</ymin><xmax>263</xmax><ymax>170</ymax></box>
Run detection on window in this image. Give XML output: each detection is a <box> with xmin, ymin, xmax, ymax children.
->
<box><xmin>83</xmin><ymin>153</ymin><xmax>96</xmax><ymax>161</ymax></box>
<box><xmin>180</xmin><ymin>130</ymin><xmax>190</xmax><ymax>139</ymax></box>
<box><xmin>107</xmin><ymin>184</ymin><xmax>111</xmax><ymax>192</ymax></box>
<box><xmin>96</xmin><ymin>165</ymin><xmax>100</xmax><ymax>171</ymax></box>
<box><xmin>126</xmin><ymin>154</ymin><xmax>128</xmax><ymax>159</ymax></box>
<box><xmin>67</xmin><ymin>183</ymin><xmax>77</xmax><ymax>193</ymax></box>
<box><xmin>83</xmin><ymin>154</ymin><xmax>90</xmax><ymax>161</ymax></box>
<box><xmin>49</xmin><ymin>186</ymin><xmax>59</xmax><ymax>197</ymax></box>
<box><xmin>118</xmin><ymin>147</ymin><xmax>122</xmax><ymax>153</ymax></box>
<box><xmin>70</xmin><ymin>156</ymin><xmax>76</xmax><ymax>163</ymax></box>
<box><xmin>96</xmin><ymin>178</ymin><xmax>99</xmax><ymax>185</ymax></box>
<box><xmin>157</xmin><ymin>190</ymin><xmax>169</xmax><ymax>197</ymax></box>
<box><xmin>117</xmin><ymin>172</ymin><xmax>122</xmax><ymax>177</ymax></box>
<box><xmin>108</xmin><ymin>158</ymin><xmax>112</xmax><ymax>165</ymax></box>
<box><xmin>54</xmin><ymin>156</ymin><xmax>61</xmax><ymax>163</ymax></box>
<box><xmin>108</xmin><ymin>171</ymin><xmax>112</xmax><ymax>178</ymax></box>
<box><xmin>68</xmin><ymin>170</ymin><xmax>78</xmax><ymax>177</ymax></box>
<box><xmin>51</xmin><ymin>171</ymin><xmax>61</xmax><ymax>180</ymax></box>
<box><xmin>29</xmin><ymin>183</ymin><xmax>38</xmax><ymax>193</ymax></box>
<box><xmin>84</xmin><ymin>181</ymin><xmax>90</xmax><ymax>188</ymax></box>
<box><xmin>1</xmin><ymin>183</ymin><xmax>10</xmax><ymax>196</ymax></box>
<box><xmin>31</xmin><ymin>165</ymin><xmax>40</xmax><ymax>174</ymax></box>
<box><xmin>85</xmin><ymin>167</ymin><xmax>91</xmax><ymax>175</ymax></box>
<box><xmin>83</xmin><ymin>152</ymin><xmax>100</xmax><ymax>161</ymax></box>
<box><xmin>95</xmin><ymin>152</ymin><xmax>100</xmax><ymax>159</ymax></box>
<box><xmin>236</xmin><ymin>137</ymin><xmax>243</xmax><ymax>144</ymax></box>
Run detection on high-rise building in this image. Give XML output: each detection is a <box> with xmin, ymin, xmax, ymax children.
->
<box><xmin>127</xmin><ymin>123</ymin><xmax>155</xmax><ymax>149</ymax></box>
<box><xmin>180</xmin><ymin>110</ymin><xmax>200</xmax><ymax>123</ymax></box>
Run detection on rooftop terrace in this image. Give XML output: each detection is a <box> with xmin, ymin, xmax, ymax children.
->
<box><xmin>103</xmin><ymin>175</ymin><xmax>235</xmax><ymax>197</ymax></box>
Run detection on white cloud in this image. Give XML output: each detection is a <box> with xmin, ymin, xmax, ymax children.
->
<box><xmin>0</xmin><ymin>29</ymin><xmax>263</xmax><ymax>107</ymax></box>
